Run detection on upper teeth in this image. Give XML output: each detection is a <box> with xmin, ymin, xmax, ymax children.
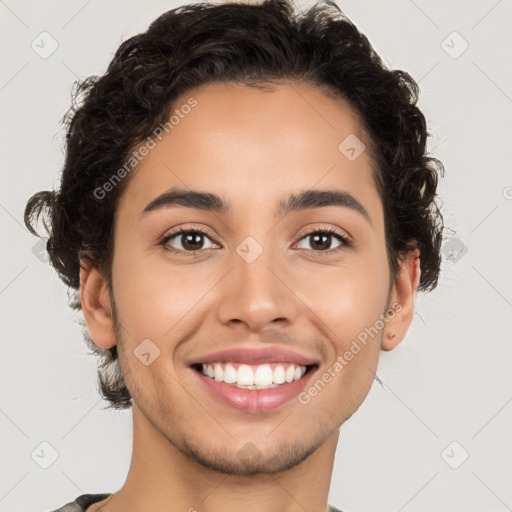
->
<box><xmin>200</xmin><ymin>363</ymin><xmax>307</xmax><ymax>389</ymax></box>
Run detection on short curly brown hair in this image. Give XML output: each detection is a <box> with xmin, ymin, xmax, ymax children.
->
<box><xmin>24</xmin><ymin>0</ymin><xmax>445</xmax><ymax>410</ymax></box>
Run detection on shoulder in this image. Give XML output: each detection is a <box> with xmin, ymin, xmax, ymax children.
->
<box><xmin>48</xmin><ymin>493</ymin><xmax>112</xmax><ymax>512</ymax></box>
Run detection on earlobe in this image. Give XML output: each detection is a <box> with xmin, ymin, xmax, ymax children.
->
<box><xmin>79</xmin><ymin>259</ymin><xmax>117</xmax><ymax>349</ymax></box>
<box><xmin>381</xmin><ymin>248</ymin><xmax>421</xmax><ymax>351</ymax></box>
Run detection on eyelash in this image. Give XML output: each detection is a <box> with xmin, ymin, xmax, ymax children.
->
<box><xmin>159</xmin><ymin>225</ymin><xmax>351</xmax><ymax>256</ymax></box>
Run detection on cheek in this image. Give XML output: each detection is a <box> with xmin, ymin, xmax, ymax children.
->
<box><xmin>329</xmin><ymin>284</ymin><xmax>387</xmax><ymax>348</ymax></box>
<box><xmin>302</xmin><ymin>258</ymin><xmax>389</xmax><ymax>346</ymax></box>
<box><xmin>111</xmin><ymin>250</ymin><xmax>218</xmax><ymax>343</ymax></box>
<box><xmin>300</xmin><ymin>279</ymin><xmax>385</xmax><ymax>412</ymax></box>
<box><xmin>303</xmin><ymin>255</ymin><xmax>388</xmax><ymax>391</ymax></box>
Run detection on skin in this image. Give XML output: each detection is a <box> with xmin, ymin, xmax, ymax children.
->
<box><xmin>80</xmin><ymin>82</ymin><xmax>421</xmax><ymax>512</ymax></box>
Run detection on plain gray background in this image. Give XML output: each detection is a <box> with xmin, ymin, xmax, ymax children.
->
<box><xmin>1</xmin><ymin>1</ymin><xmax>511</xmax><ymax>511</ymax></box>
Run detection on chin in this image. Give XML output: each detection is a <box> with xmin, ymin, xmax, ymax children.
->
<box><xmin>177</xmin><ymin>430</ymin><xmax>327</xmax><ymax>476</ymax></box>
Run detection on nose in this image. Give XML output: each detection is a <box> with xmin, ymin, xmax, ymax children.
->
<box><xmin>216</xmin><ymin>244</ymin><xmax>299</xmax><ymax>332</ymax></box>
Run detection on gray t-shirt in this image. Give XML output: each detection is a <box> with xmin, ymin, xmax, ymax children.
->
<box><xmin>49</xmin><ymin>493</ymin><xmax>344</xmax><ymax>511</ymax></box>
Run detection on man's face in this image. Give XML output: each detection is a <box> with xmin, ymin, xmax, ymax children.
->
<box><xmin>106</xmin><ymin>82</ymin><xmax>393</xmax><ymax>474</ymax></box>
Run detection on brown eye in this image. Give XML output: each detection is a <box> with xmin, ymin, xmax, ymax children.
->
<box><xmin>161</xmin><ymin>228</ymin><xmax>218</xmax><ymax>252</ymax></box>
<box><xmin>295</xmin><ymin>229</ymin><xmax>350</xmax><ymax>252</ymax></box>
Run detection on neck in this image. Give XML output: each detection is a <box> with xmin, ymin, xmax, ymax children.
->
<box><xmin>105</xmin><ymin>404</ymin><xmax>339</xmax><ymax>512</ymax></box>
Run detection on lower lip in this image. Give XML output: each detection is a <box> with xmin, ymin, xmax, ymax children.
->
<box><xmin>193</xmin><ymin>367</ymin><xmax>317</xmax><ymax>413</ymax></box>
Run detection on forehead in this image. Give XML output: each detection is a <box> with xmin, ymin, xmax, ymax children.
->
<box><xmin>117</xmin><ymin>81</ymin><xmax>380</xmax><ymax>222</ymax></box>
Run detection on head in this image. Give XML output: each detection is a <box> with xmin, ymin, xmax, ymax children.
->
<box><xmin>25</xmin><ymin>0</ymin><xmax>444</xmax><ymax>475</ymax></box>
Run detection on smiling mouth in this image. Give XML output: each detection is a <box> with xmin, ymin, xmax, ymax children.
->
<box><xmin>191</xmin><ymin>362</ymin><xmax>318</xmax><ymax>390</ymax></box>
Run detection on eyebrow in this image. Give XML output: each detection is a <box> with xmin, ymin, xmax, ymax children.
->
<box><xmin>142</xmin><ymin>187</ymin><xmax>371</xmax><ymax>224</ymax></box>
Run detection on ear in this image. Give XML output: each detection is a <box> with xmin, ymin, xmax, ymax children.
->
<box><xmin>79</xmin><ymin>258</ymin><xmax>117</xmax><ymax>349</ymax></box>
<box><xmin>381</xmin><ymin>247</ymin><xmax>421</xmax><ymax>351</ymax></box>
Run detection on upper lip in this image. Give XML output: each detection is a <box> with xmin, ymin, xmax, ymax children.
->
<box><xmin>187</xmin><ymin>347</ymin><xmax>319</xmax><ymax>367</ymax></box>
